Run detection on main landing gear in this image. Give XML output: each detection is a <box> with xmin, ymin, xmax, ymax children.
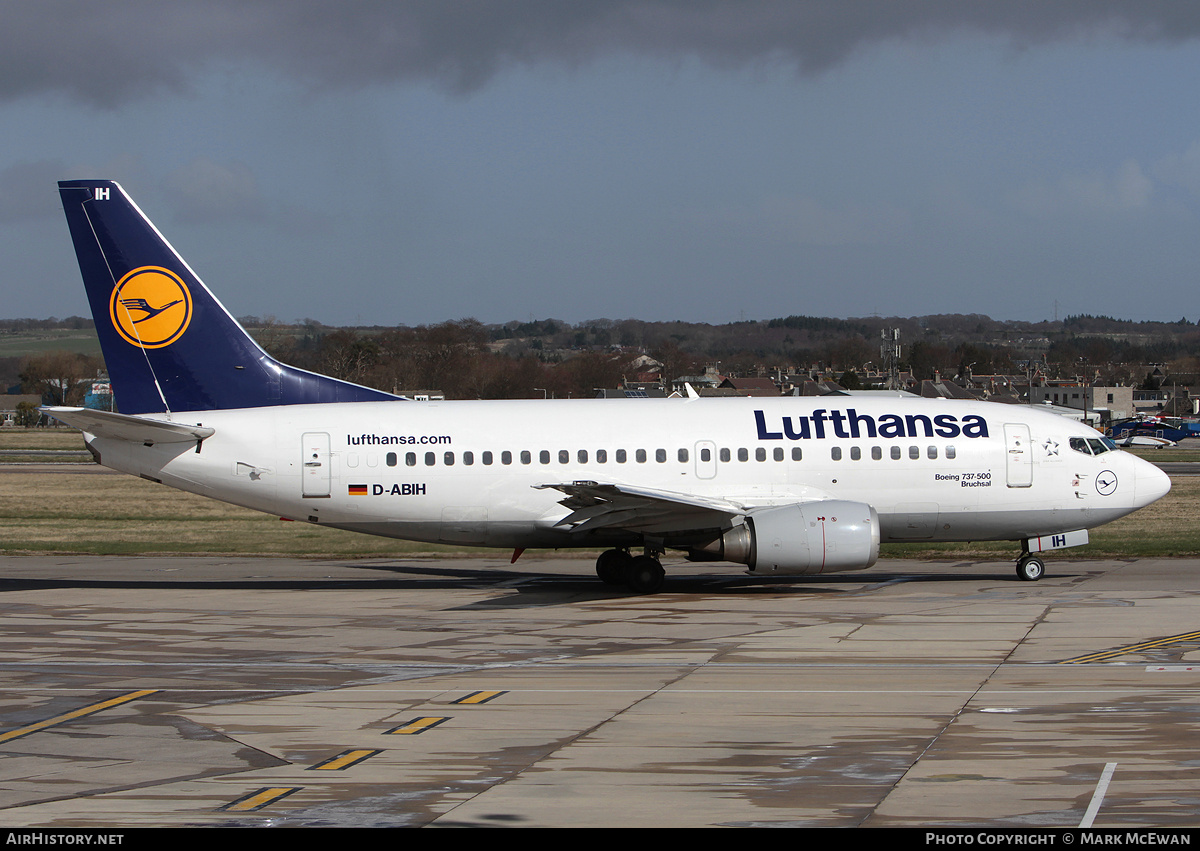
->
<box><xmin>1015</xmin><ymin>552</ymin><xmax>1045</xmax><ymax>582</ymax></box>
<box><xmin>596</xmin><ymin>548</ymin><xmax>665</xmax><ymax>594</ymax></box>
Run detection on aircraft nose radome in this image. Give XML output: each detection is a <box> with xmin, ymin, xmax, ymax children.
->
<box><xmin>1134</xmin><ymin>459</ymin><xmax>1172</xmax><ymax>507</ymax></box>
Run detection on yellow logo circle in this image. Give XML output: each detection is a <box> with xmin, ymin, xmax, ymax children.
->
<box><xmin>109</xmin><ymin>266</ymin><xmax>193</xmax><ymax>349</ymax></box>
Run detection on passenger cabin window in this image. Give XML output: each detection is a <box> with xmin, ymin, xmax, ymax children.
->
<box><xmin>386</xmin><ymin>452</ymin><xmax>397</xmax><ymax>467</ymax></box>
<box><xmin>406</xmin><ymin>442</ymin><xmax>987</xmax><ymax>467</ymax></box>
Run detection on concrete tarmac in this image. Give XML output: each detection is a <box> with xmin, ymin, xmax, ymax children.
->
<box><xmin>1</xmin><ymin>554</ymin><xmax>1198</xmax><ymax>828</ymax></box>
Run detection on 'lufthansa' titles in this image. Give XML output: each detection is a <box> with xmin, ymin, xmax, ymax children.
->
<box><xmin>754</xmin><ymin>408</ymin><xmax>989</xmax><ymax>441</ymax></box>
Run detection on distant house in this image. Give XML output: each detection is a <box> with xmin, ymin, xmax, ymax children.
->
<box><xmin>0</xmin><ymin>395</ymin><xmax>45</xmax><ymax>426</ymax></box>
<box><xmin>958</xmin><ymin>371</ymin><xmax>1019</xmax><ymax>399</ymax></box>
<box><xmin>1028</xmin><ymin>383</ymin><xmax>1134</xmax><ymax>423</ymax></box>
<box><xmin>918</xmin><ymin>378</ymin><xmax>981</xmax><ymax>401</ymax></box>
<box><xmin>717</xmin><ymin>377</ymin><xmax>779</xmax><ymax>396</ymax></box>
<box><xmin>787</xmin><ymin>379</ymin><xmax>846</xmax><ymax>396</ymax></box>
<box><xmin>671</xmin><ymin>365</ymin><xmax>723</xmax><ymax>394</ymax></box>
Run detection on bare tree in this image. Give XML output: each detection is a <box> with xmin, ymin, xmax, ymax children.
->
<box><xmin>19</xmin><ymin>350</ymin><xmax>103</xmax><ymax>406</ymax></box>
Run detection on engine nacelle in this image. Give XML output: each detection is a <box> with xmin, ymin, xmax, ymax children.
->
<box><xmin>687</xmin><ymin>500</ymin><xmax>880</xmax><ymax>575</ymax></box>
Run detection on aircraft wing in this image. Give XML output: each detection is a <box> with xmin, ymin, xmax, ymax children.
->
<box><xmin>40</xmin><ymin>407</ymin><xmax>214</xmax><ymax>445</ymax></box>
<box><xmin>534</xmin><ymin>480</ymin><xmax>745</xmax><ymax>535</ymax></box>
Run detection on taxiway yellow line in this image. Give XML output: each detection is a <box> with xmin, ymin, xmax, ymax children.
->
<box><xmin>309</xmin><ymin>749</ymin><xmax>382</xmax><ymax>770</ymax></box>
<box><xmin>221</xmin><ymin>786</ymin><xmax>302</xmax><ymax>812</ymax></box>
<box><xmin>0</xmin><ymin>689</ymin><xmax>160</xmax><ymax>744</ymax></box>
<box><xmin>387</xmin><ymin>716</ymin><xmax>450</xmax><ymax>735</ymax></box>
<box><xmin>453</xmin><ymin>690</ymin><xmax>506</xmax><ymax>705</ymax></box>
<box><xmin>1060</xmin><ymin>631</ymin><xmax>1200</xmax><ymax>664</ymax></box>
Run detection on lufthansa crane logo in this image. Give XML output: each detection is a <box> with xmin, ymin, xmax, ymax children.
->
<box><xmin>109</xmin><ymin>266</ymin><xmax>193</xmax><ymax>349</ymax></box>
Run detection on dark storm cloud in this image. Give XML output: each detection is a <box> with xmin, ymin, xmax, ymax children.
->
<box><xmin>0</xmin><ymin>160</ymin><xmax>68</xmax><ymax>221</ymax></box>
<box><xmin>162</xmin><ymin>158</ymin><xmax>265</xmax><ymax>224</ymax></box>
<box><xmin>4</xmin><ymin>1</ymin><xmax>1200</xmax><ymax>106</ymax></box>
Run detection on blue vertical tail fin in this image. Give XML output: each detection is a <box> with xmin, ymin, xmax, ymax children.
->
<box><xmin>58</xmin><ymin>180</ymin><xmax>400</xmax><ymax>414</ymax></box>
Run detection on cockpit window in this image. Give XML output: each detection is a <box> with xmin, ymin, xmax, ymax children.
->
<box><xmin>1071</xmin><ymin>436</ymin><xmax>1117</xmax><ymax>456</ymax></box>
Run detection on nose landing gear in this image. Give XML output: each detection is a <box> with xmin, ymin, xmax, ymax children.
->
<box><xmin>1016</xmin><ymin>552</ymin><xmax>1045</xmax><ymax>581</ymax></box>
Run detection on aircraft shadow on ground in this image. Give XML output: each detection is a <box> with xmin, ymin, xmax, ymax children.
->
<box><xmin>0</xmin><ymin>561</ymin><xmax>1069</xmax><ymax>607</ymax></box>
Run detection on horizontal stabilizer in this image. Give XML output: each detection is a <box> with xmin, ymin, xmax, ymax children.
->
<box><xmin>41</xmin><ymin>407</ymin><xmax>214</xmax><ymax>445</ymax></box>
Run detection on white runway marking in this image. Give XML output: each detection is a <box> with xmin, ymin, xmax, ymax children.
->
<box><xmin>1080</xmin><ymin>762</ymin><xmax>1117</xmax><ymax>828</ymax></box>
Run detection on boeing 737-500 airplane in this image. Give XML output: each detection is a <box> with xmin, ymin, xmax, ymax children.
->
<box><xmin>45</xmin><ymin>180</ymin><xmax>1172</xmax><ymax>593</ymax></box>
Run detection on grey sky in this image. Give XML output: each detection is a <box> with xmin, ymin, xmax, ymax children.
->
<box><xmin>3</xmin><ymin>1</ymin><xmax>1200</xmax><ymax>325</ymax></box>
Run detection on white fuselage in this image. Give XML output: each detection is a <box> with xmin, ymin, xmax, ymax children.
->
<box><xmin>84</xmin><ymin>395</ymin><xmax>1171</xmax><ymax>559</ymax></box>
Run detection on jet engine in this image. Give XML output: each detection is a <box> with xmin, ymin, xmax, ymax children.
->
<box><xmin>686</xmin><ymin>500</ymin><xmax>879</xmax><ymax>575</ymax></box>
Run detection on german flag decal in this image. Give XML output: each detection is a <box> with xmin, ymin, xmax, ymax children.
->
<box><xmin>348</xmin><ymin>484</ymin><xmax>368</xmax><ymax>496</ymax></box>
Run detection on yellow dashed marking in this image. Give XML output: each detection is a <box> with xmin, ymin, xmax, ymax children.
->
<box><xmin>309</xmin><ymin>749</ymin><xmax>382</xmax><ymax>770</ymax></box>
<box><xmin>0</xmin><ymin>689</ymin><xmax>160</xmax><ymax>744</ymax></box>
<box><xmin>1060</xmin><ymin>631</ymin><xmax>1200</xmax><ymax>664</ymax></box>
<box><xmin>453</xmin><ymin>690</ymin><xmax>506</xmax><ymax>705</ymax></box>
<box><xmin>387</xmin><ymin>716</ymin><xmax>450</xmax><ymax>735</ymax></box>
<box><xmin>221</xmin><ymin>786</ymin><xmax>301</xmax><ymax>812</ymax></box>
